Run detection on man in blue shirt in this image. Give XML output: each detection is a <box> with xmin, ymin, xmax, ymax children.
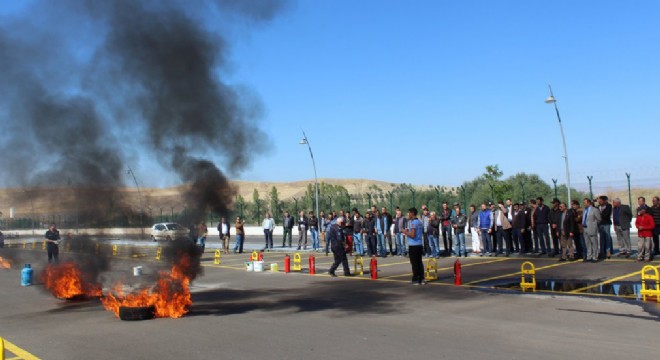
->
<box><xmin>402</xmin><ymin>208</ymin><xmax>425</xmax><ymax>285</ymax></box>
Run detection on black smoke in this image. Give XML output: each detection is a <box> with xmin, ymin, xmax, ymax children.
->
<box><xmin>0</xmin><ymin>0</ymin><xmax>285</xmax><ymax>225</ymax></box>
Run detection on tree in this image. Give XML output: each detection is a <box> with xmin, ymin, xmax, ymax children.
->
<box><xmin>268</xmin><ymin>186</ymin><xmax>280</xmax><ymax>216</ymax></box>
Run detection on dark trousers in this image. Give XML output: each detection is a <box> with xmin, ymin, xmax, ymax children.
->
<box><xmin>524</xmin><ymin>228</ymin><xmax>533</xmax><ymax>253</ymax></box>
<box><xmin>513</xmin><ymin>228</ymin><xmax>524</xmax><ymax>254</ymax></box>
<box><xmin>441</xmin><ymin>225</ymin><xmax>452</xmax><ymax>254</ymax></box>
<box><xmin>47</xmin><ymin>244</ymin><xmax>59</xmax><ymax>263</ymax></box>
<box><xmin>423</xmin><ymin>233</ymin><xmax>430</xmax><ymax>256</ymax></box>
<box><xmin>536</xmin><ymin>224</ymin><xmax>551</xmax><ymax>254</ymax></box>
<box><xmin>653</xmin><ymin>226</ymin><xmax>660</xmax><ymax>255</ymax></box>
<box><xmin>263</xmin><ymin>229</ymin><xmax>273</xmax><ymax>249</ymax></box>
<box><xmin>329</xmin><ymin>246</ymin><xmax>350</xmax><ymax>275</ymax></box>
<box><xmin>385</xmin><ymin>232</ymin><xmax>393</xmax><ymax>254</ymax></box>
<box><xmin>574</xmin><ymin>233</ymin><xmax>584</xmax><ymax>258</ymax></box>
<box><xmin>480</xmin><ymin>229</ymin><xmax>492</xmax><ymax>253</ymax></box>
<box><xmin>409</xmin><ymin>245</ymin><xmax>425</xmax><ymax>283</ymax></box>
<box><xmin>366</xmin><ymin>235</ymin><xmax>377</xmax><ymax>256</ymax></box>
<box><xmin>495</xmin><ymin>227</ymin><xmax>510</xmax><ymax>255</ymax></box>
<box><xmin>282</xmin><ymin>228</ymin><xmax>292</xmax><ymax>246</ymax></box>
<box><xmin>550</xmin><ymin>227</ymin><xmax>560</xmax><ymax>255</ymax></box>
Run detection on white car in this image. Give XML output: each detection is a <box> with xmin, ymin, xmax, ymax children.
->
<box><xmin>150</xmin><ymin>223</ymin><xmax>190</xmax><ymax>241</ymax></box>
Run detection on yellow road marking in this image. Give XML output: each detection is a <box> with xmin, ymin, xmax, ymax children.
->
<box><xmin>464</xmin><ymin>260</ymin><xmax>576</xmax><ymax>285</ymax></box>
<box><xmin>381</xmin><ymin>257</ymin><xmax>511</xmax><ymax>279</ymax></box>
<box><xmin>569</xmin><ymin>264</ymin><xmax>660</xmax><ymax>293</ymax></box>
<box><xmin>3</xmin><ymin>338</ymin><xmax>41</xmax><ymax>360</ymax></box>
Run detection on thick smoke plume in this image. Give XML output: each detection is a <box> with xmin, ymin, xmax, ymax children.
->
<box><xmin>0</xmin><ymin>0</ymin><xmax>284</xmax><ymax>225</ymax></box>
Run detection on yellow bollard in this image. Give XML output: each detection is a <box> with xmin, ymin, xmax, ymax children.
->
<box><xmin>155</xmin><ymin>247</ymin><xmax>162</xmax><ymax>261</ymax></box>
<box><xmin>293</xmin><ymin>253</ymin><xmax>302</xmax><ymax>271</ymax></box>
<box><xmin>640</xmin><ymin>265</ymin><xmax>660</xmax><ymax>303</ymax></box>
<box><xmin>112</xmin><ymin>244</ymin><xmax>118</xmax><ymax>256</ymax></box>
<box><xmin>251</xmin><ymin>251</ymin><xmax>259</xmax><ymax>262</ymax></box>
<box><xmin>520</xmin><ymin>261</ymin><xmax>536</xmax><ymax>292</ymax></box>
<box><xmin>425</xmin><ymin>258</ymin><xmax>438</xmax><ymax>281</ymax></box>
<box><xmin>31</xmin><ymin>241</ymin><xmax>36</xmax><ymax>250</ymax></box>
<box><xmin>354</xmin><ymin>256</ymin><xmax>364</xmax><ymax>276</ymax></box>
<box><xmin>214</xmin><ymin>249</ymin><xmax>221</xmax><ymax>265</ymax></box>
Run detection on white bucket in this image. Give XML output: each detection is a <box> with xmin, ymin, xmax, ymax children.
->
<box><xmin>245</xmin><ymin>262</ymin><xmax>254</xmax><ymax>272</ymax></box>
<box><xmin>254</xmin><ymin>261</ymin><xmax>264</xmax><ymax>272</ymax></box>
<box><xmin>133</xmin><ymin>266</ymin><xmax>143</xmax><ymax>276</ymax></box>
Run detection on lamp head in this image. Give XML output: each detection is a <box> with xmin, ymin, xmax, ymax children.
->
<box><xmin>299</xmin><ymin>139</ymin><xmax>308</xmax><ymax>145</ymax></box>
<box><xmin>544</xmin><ymin>95</ymin><xmax>556</xmax><ymax>104</ymax></box>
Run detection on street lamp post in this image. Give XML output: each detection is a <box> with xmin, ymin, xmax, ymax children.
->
<box><xmin>299</xmin><ymin>131</ymin><xmax>321</xmax><ymax>238</ymax></box>
<box><xmin>545</xmin><ymin>85</ymin><xmax>572</xmax><ymax>205</ymax></box>
<box><xmin>127</xmin><ymin>166</ymin><xmax>144</xmax><ymax>236</ymax></box>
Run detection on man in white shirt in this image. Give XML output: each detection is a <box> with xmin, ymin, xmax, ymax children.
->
<box><xmin>218</xmin><ymin>217</ymin><xmax>230</xmax><ymax>254</ymax></box>
<box><xmin>262</xmin><ymin>212</ymin><xmax>275</xmax><ymax>250</ymax></box>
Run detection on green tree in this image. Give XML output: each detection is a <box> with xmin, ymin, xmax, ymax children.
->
<box><xmin>268</xmin><ymin>186</ymin><xmax>281</xmax><ymax>217</ymax></box>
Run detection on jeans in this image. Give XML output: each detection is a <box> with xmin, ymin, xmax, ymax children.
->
<box><xmin>480</xmin><ymin>229</ymin><xmax>492</xmax><ymax>253</ymax></box>
<box><xmin>395</xmin><ymin>233</ymin><xmax>405</xmax><ymax>255</ymax></box>
<box><xmin>310</xmin><ymin>229</ymin><xmax>319</xmax><ymax>250</ymax></box>
<box><xmin>233</xmin><ymin>234</ymin><xmax>244</xmax><ymax>253</ymax></box>
<box><xmin>197</xmin><ymin>236</ymin><xmax>206</xmax><ymax>252</ymax></box>
<box><xmin>454</xmin><ymin>232</ymin><xmax>466</xmax><ymax>256</ymax></box>
<box><xmin>598</xmin><ymin>224</ymin><xmax>613</xmax><ymax>257</ymax></box>
<box><xmin>428</xmin><ymin>234</ymin><xmax>440</xmax><ymax>257</ymax></box>
<box><xmin>536</xmin><ymin>224</ymin><xmax>551</xmax><ymax>254</ymax></box>
<box><xmin>377</xmin><ymin>233</ymin><xmax>387</xmax><ymax>256</ymax></box>
<box><xmin>441</xmin><ymin>225</ymin><xmax>453</xmax><ymax>254</ymax></box>
<box><xmin>263</xmin><ymin>229</ymin><xmax>273</xmax><ymax>249</ymax></box>
<box><xmin>353</xmin><ymin>233</ymin><xmax>364</xmax><ymax>255</ymax></box>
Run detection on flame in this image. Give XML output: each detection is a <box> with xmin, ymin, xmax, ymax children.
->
<box><xmin>101</xmin><ymin>254</ymin><xmax>193</xmax><ymax>319</ymax></box>
<box><xmin>40</xmin><ymin>262</ymin><xmax>102</xmax><ymax>299</ymax></box>
<box><xmin>0</xmin><ymin>256</ymin><xmax>10</xmax><ymax>269</ymax></box>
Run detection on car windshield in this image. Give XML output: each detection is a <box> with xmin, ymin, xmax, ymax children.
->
<box><xmin>166</xmin><ymin>223</ymin><xmax>183</xmax><ymax>230</ymax></box>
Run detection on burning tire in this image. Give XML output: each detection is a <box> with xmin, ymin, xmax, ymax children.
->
<box><xmin>119</xmin><ymin>305</ymin><xmax>155</xmax><ymax>321</ymax></box>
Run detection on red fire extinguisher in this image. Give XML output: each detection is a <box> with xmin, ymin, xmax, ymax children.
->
<box><xmin>309</xmin><ymin>253</ymin><xmax>316</xmax><ymax>275</ymax></box>
<box><xmin>258</xmin><ymin>251</ymin><xmax>264</xmax><ymax>261</ymax></box>
<box><xmin>370</xmin><ymin>256</ymin><xmax>378</xmax><ymax>280</ymax></box>
<box><xmin>284</xmin><ymin>254</ymin><xmax>291</xmax><ymax>273</ymax></box>
<box><xmin>454</xmin><ymin>259</ymin><xmax>462</xmax><ymax>285</ymax></box>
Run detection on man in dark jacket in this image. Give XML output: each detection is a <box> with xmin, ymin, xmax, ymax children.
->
<box><xmin>282</xmin><ymin>211</ymin><xmax>294</xmax><ymax>247</ymax></box>
<box><xmin>534</xmin><ymin>197</ymin><xmax>552</xmax><ymax>256</ymax></box>
<box><xmin>597</xmin><ymin>195</ymin><xmax>613</xmax><ymax>259</ymax></box>
<box><xmin>362</xmin><ymin>212</ymin><xmax>376</xmax><ymax>257</ymax></box>
<box><xmin>512</xmin><ymin>203</ymin><xmax>526</xmax><ymax>255</ymax></box>
<box><xmin>327</xmin><ymin>217</ymin><xmax>351</xmax><ymax>277</ymax></box>
<box><xmin>549</xmin><ymin>198</ymin><xmax>562</xmax><ymax>256</ymax></box>
<box><xmin>557</xmin><ymin>202</ymin><xmax>577</xmax><ymax>261</ymax></box>
<box><xmin>381</xmin><ymin>207</ymin><xmax>394</xmax><ymax>256</ymax></box>
<box><xmin>440</xmin><ymin>203</ymin><xmax>453</xmax><ymax>256</ymax></box>
<box><xmin>353</xmin><ymin>210</ymin><xmax>364</xmax><ymax>256</ymax></box>
<box><xmin>297</xmin><ymin>211</ymin><xmax>308</xmax><ymax>250</ymax></box>
<box><xmin>393</xmin><ymin>207</ymin><xmax>407</xmax><ymax>256</ymax></box>
<box><xmin>613</xmin><ymin>198</ymin><xmax>633</xmax><ymax>257</ymax></box>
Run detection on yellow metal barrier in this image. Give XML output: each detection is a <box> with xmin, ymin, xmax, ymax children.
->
<box><xmin>293</xmin><ymin>253</ymin><xmax>302</xmax><ymax>271</ymax></box>
<box><xmin>251</xmin><ymin>251</ymin><xmax>259</xmax><ymax>262</ymax></box>
<box><xmin>112</xmin><ymin>244</ymin><xmax>118</xmax><ymax>256</ymax></box>
<box><xmin>214</xmin><ymin>250</ymin><xmax>221</xmax><ymax>265</ymax></box>
<box><xmin>1</xmin><ymin>335</ymin><xmax>4</xmax><ymax>360</ymax></box>
<box><xmin>520</xmin><ymin>261</ymin><xmax>536</xmax><ymax>292</ymax></box>
<box><xmin>155</xmin><ymin>247</ymin><xmax>162</xmax><ymax>260</ymax></box>
<box><xmin>425</xmin><ymin>258</ymin><xmax>438</xmax><ymax>281</ymax></box>
<box><xmin>354</xmin><ymin>256</ymin><xmax>364</xmax><ymax>276</ymax></box>
<box><xmin>641</xmin><ymin>265</ymin><xmax>660</xmax><ymax>303</ymax></box>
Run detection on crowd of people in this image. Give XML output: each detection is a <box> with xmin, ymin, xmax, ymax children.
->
<box><xmin>260</xmin><ymin>195</ymin><xmax>660</xmax><ymax>264</ymax></box>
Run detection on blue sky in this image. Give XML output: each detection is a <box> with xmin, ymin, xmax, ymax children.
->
<box><xmin>2</xmin><ymin>1</ymin><xmax>659</xmax><ymax>190</ymax></box>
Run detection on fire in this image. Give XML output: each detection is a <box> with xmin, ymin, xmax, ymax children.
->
<box><xmin>101</xmin><ymin>254</ymin><xmax>193</xmax><ymax>319</ymax></box>
<box><xmin>40</xmin><ymin>262</ymin><xmax>102</xmax><ymax>299</ymax></box>
<box><xmin>0</xmin><ymin>256</ymin><xmax>10</xmax><ymax>269</ymax></box>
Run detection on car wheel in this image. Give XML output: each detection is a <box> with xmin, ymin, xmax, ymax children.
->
<box><xmin>119</xmin><ymin>305</ymin><xmax>155</xmax><ymax>321</ymax></box>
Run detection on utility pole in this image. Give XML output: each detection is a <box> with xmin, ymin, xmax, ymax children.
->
<box><xmin>552</xmin><ymin>178</ymin><xmax>558</xmax><ymax>199</ymax></box>
<box><xmin>587</xmin><ymin>176</ymin><xmax>594</xmax><ymax>200</ymax></box>
<box><xmin>625</xmin><ymin>173</ymin><xmax>632</xmax><ymax>208</ymax></box>
<box><xmin>127</xmin><ymin>166</ymin><xmax>144</xmax><ymax>236</ymax></box>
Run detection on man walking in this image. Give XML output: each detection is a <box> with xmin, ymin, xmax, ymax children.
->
<box><xmin>327</xmin><ymin>217</ymin><xmax>351</xmax><ymax>277</ymax></box>
<box><xmin>534</xmin><ymin>197</ymin><xmax>552</xmax><ymax>256</ymax></box>
<box><xmin>282</xmin><ymin>211</ymin><xmax>294</xmax><ymax>247</ymax></box>
<box><xmin>597</xmin><ymin>196</ymin><xmax>613</xmax><ymax>259</ymax></box>
<box><xmin>402</xmin><ymin>208</ymin><xmax>425</xmax><ymax>285</ymax></box>
<box><xmin>45</xmin><ymin>223</ymin><xmax>61</xmax><ymax>263</ymax></box>
<box><xmin>297</xmin><ymin>210</ymin><xmax>308</xmax><ymax>250</ymax></box>
<box><xmin>613</xmin><ymin>198</ymin><xmax>633</xmax><ymax>257</ymax></box>
<box><xmin>582</xmin><ymin>198</ymin><xmax>602</xmax><ymax>263</ymax></box>
<box><xmin>262</xmin><ymin>212</ymin><xmax>275</xmax><ymax>250</ymax></box>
